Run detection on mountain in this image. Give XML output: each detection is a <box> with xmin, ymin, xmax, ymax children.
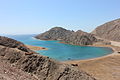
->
<box><xmin>35</xmin><ymin>27</ymin><xmax>97</xmax><ymax>45</ymax></box>
<box><xmin>92</xmin><ymin>18</ymin><xmax>120</xmax><ymax>42</ymax></box>
<box><xmin>64</xmin><ymin>30</ymin><xmax>97</xmax><ymax>45</ymax></box>
<box><xmin>0</xmin><ymin>36</ymin><xmax>95</xmax><ymax>80</ymax></box>
<box><xmin>35</xmin><ymin>27</ymin><xmax>73</xmax><ymax>40</ymax></box>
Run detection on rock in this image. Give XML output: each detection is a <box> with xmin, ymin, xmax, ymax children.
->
<box><xmin>0</xmin><ymin>36</ymin><xmax>96</xmax><ymax>80</ymax></box>
<box><xmin>118</xmin><ymin>51</ymin><xmax>120</xmax><ymax>53</ymax></box>
<box><xmin>91</xmin><ymin>18</ymin><xmax>120</xmax><ymax>42</ymax></box>
<box><xmin>35</xmin><ymin>27</ymin><xmax>98</xmax><ymax>45</ymax></box>
<box><xmin>71</xmin><ymin>64</ymin><xmax>78</xmax><ymax>66</ymax></box>
<box><xmin>42</xmin><ymin>47</ymin><xmax>46</xmax><ymax>49</ymax></box>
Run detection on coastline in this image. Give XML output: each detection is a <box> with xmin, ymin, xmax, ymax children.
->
<box><xmin>31</xmin><ymin>37</ymin><xmax>120</xmax><ymax>61</ymax></box>
<box><xmin>63</xmin><ymin>42</ymin><xmax>120</xmax><ymax>63</ymax></box>
<box><xmin>26</xmin><ymin>45</ymin><xmax>48</xmax><ymax>51</ymax></box>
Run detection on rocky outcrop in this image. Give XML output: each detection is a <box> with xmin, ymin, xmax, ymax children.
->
<box><xmin>35</xmin><ymin>27</ymin><xmax>97</xmax><ymax>45</ymax></box>
<box><xmin>91</xmin><ymin>18</ymin><xmax>120</xmax><ymax>42</ymax></box>
<box><xmin>0</xmin><ymin>36</ymin><xmax>33</xmax><ymax>53</ymax></box>
<box><xmin>0</xmin><ymin>36</ymin><xmax>96</xmax><ymax>80</ymax></box>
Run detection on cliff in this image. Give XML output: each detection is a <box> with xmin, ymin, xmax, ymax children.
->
<box><xmin>91</xmin><ymin>18</ymin><xmax>120</xmax><ymax>42</ymax></box>
<box><xmin>35</xmin><ymin>27</ymin><xmax>97</xmax><ymax>45</ymax></box>
<box><xmin>0</xmin><ymin>36</ymin><xmax>95</xmax><ymax>80</ymax></box>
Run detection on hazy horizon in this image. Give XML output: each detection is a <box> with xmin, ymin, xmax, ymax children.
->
<box><xmin>0</xmin><ymin>0</ymin><xmax>120</xmax><ymax>35</ymax></box>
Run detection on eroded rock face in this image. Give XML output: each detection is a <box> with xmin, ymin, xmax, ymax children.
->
<box><xmin>91</xmin><ymin>18</ymin><xmax>120</xmax><ymax>42</ymax></box>
<box><xmin>35</xmin><ymin>27</ymin><xmax>97</xmax><ymax>45</ymax></box>
<box><xmin>0</xmin><ymin>36</ymin><xmax>96</xmax><ymax>80</ymax></box>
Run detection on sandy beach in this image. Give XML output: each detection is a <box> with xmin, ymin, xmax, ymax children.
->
<box><xmin>63</xmin><ymin>41</ymin><xmax>120</xmax><ymax>80</ymax></box>
<box><xmin>26</xmin><ymin>45</ymin><xmax>48</xmax><ymax>51</ymax></box>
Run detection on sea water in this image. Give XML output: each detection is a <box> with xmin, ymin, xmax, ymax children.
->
<box><xmin>6</xmin><ymin>34</ymin><xmax>113</xmax><ymax>61</ymax></box>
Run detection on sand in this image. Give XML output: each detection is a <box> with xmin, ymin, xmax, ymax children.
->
<box><xmin>63</xmin><ymin>41</ymin><xmax>120</xmax><ymax>80</ymax></box>
<box><xmin>26</xmin><ymin>45</ymin><xmax>47</xmax><ymax>51</ymax></box>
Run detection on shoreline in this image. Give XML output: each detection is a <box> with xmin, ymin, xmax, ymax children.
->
<box><xmin>62</xmin><ymin>41</ymin><xmax>120</xmax><ymax>63</ymax></box>
<box><xmin>26</xmin><ymin>45</ymin><xmax>48</xmax><ymax>51</ymax></box>
<box><xmin>30</xmin><ymin>38</ymin><xmax>120</xmax><ymax>61</ymax></box>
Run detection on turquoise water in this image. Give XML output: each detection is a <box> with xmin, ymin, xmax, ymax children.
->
<box><xmin>6</xmin><ymin>35</ymin><xmax>113</xmax><ymax>61</ymax></box>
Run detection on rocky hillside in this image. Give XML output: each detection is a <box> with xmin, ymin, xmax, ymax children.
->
<box><xmin>92</xmin><ymin>18</ymin><xmax>120</xmax><ymax>42</ymax></box>
<box><xmin>64</xmin><ymin>30</ymin><xmax>97</xmax><ymax>45</ymax></box>
<box><xmin>35</xmin><ymin>27</ymin><xmax>73</xmax><ymax>40</ymax></box>
<box><xmin>0</xmin><ymin>36</ymin><xmax>95</xmax><ymax>80</ymax></box>
<box><xmin>0</xmin><ymin>36</ymin><xmax>33</xmax><ymax>53</ymax></box>
<box><xmin>35</xmin><ymin>27</ymin><xmax>97</xmax><ymax>45</ymax></box>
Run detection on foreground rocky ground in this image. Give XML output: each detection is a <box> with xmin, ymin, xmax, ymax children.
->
<box><xmin>0</xmin><ymin>36</ymin><xmax>95</xmax><ymax>80</ymax></box>
<box><xmin>0</xmin><ymin>59</ymin><xmax>38</xmax><ymax>80</ymax></box>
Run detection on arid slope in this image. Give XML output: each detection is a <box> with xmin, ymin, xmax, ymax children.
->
<box><xmin>92</xmin><ymin>18</ymin><xmax>120</xmax><ymax>41</ymax></box>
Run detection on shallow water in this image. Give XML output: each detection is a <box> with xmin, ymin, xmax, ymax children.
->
<box><xmin>6</xmin><ymin>34</ymin><xmax>113</xmax><ymax>61</ymax></box>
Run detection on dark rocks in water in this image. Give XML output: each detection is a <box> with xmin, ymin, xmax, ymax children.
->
<box><xmin>68</xmin><ymin>58</ymin><xmax>71</xmax><ymax>60</ymax></box>
<box><xmin>91</xmin><ymin>18</ymin><xmax>120</xmax><ymax>42</ymax></box>
<box><xmin>0</xmin><ymin>36</ymin><xmax>96</xmax><ymax>80</ymax></box>
<box><xmin>35</xmin><ymin>27</ymin><xmax>98</xmax><ymax>45</ymax></box>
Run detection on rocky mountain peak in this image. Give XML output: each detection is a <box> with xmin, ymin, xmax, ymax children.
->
<box><xmin>50</xmin><ymin>27</ymin><xmax>68</xmax><ymax>31</ymax></box>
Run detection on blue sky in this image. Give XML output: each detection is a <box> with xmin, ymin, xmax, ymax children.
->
<box><xmin>0</xmin><ymin>0</ymin><xmax>120</xmax><ymax>35</ymax></box>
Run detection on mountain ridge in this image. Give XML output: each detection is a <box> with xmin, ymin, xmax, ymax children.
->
<box><xmin>35</xmin><ymin>27</ymin><xmax>98</xmax><ymax>45</ymax></box>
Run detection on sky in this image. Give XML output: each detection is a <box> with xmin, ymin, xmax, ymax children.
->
<box><xmin>0</xmin><ymin>0</ymin><xmax>120</xmax><ymax>35</ymax></box>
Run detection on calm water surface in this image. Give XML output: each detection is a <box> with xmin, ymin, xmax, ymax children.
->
<box><xmin>6</xmin><ymin>35</ymin><xmax>113</xmax><ymax>61</ymax></box>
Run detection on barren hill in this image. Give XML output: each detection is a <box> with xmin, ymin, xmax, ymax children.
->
<box><xmin>92</xmin><ymin>18</ymin><xmax>120</xmax><ymax>41</ymax></box>
<box><xmin>35</xmin><ymin>27</ymin><xmax>97</xmax><ymax>45</ymax></box>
